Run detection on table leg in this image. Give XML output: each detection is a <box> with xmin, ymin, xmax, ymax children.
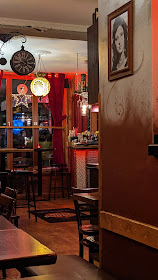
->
<box><xmin>37</xmin><ymin>151</ymin><xmax>42</xmax><ymax>196</ymax></box>
<box><xmin>0</xmin><ymin>154</ymin><xmax>6</xmax><ymax>171</ymax></box>
<box><xmin>0</xmin><ymin>153</ymin><xmax>6</xmax><ymax>191</ymax></box>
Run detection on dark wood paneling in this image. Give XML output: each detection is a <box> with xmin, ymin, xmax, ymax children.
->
<box><xmin>87</xmin><ymin>20</ymin><xmax>99</xmax><ymax>105</ymax></box>
<box><xmin>102</xmin><ymin>230</ymin><xmax>158</xmax><ymax>280</ymax></box>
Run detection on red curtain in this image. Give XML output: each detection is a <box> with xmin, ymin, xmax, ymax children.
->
<box><xmin>46</xmin><ymin>73</ymin><xmax>66</xmax><ymax>164</ymax></box>
<box><xmin>72</xmin><ymin>94</ymin><xmax>87</xmax><ymax>133</ymax></box>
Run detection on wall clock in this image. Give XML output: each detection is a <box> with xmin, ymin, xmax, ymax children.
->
<box><xmin>10</xmin><ymin>45</ymin><xmax>36</xmax><ymax>75</ymax></box>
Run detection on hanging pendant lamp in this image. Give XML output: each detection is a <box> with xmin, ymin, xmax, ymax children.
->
<box><xmin>30</xmin><ymin>54</ymin><xmax>50</xmax><ymax>99</ymax></box>
<box><xmin>31</xmin><ymin>72</ymin><xmax>50</xmax><ymax>98</ymax></box>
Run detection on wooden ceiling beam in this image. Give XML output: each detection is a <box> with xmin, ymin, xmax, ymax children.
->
<box><xmin>0</xmin><ymin>18</ymin><xmax>87</xmax><ymax>41</ymax></box>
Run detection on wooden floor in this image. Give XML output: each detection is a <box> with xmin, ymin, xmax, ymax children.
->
<box><xmin>0</xmin><ymin>196</ymin><xmax>90</xmax><ymax>279</ymax></box>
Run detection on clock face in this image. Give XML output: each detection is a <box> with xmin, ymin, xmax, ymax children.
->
<box><xmin>10</xmin><ymin>47</ymin><xmax>36</xmax><ymax>75</ymax></box>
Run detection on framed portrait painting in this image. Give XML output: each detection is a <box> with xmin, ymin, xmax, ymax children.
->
<box><xmin>108</xmin><ymin>1</ymin><xmax>133</xmax><ymax>81</ymax></box>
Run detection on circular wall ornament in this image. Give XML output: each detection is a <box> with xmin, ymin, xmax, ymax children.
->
<box><xmin>0</xmin><ymin>57</ymin><xmax>7</xmax><ymax>65</ymax></box>
<box><xmin>10</xmin><ymin>45</ymin><xmax>36</xmax><ymax>75</ymax></box>
<box><xmin>17</xmin><ymin>84</ymin><xmax>28</xmax><ymax>95</ymax></box>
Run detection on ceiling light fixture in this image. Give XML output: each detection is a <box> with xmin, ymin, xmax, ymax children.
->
<box><xmin>75</xmin><ymin>53</ymin><xmax>89</xmax><ymax>116</ymax></box>
<box><xmin>30</xmin><ymin>54</ymin><xmax>50</xmax><ymax>99</ymax></box>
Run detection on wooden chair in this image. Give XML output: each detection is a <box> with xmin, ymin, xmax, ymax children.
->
<box><xmin>73</xmin><ymin>199</ymin><xmax>99</xmax><ymax>263</ymax></box>
<box><xmin>4</xmin><ymin>187</ymin><xmax>20</xmax><ymax>227</ymax></box>
<box><xmin>0</xmin><ymin>193</ymin><xmax>15</xmax><ymax>220</ymax></box>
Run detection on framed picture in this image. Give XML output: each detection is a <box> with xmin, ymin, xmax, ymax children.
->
<box><xmin>108</xmin><ymin>1</ymin><xmax>133</xmax><ymax>81</ymax></box>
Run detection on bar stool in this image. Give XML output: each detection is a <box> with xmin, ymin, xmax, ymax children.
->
<box><xmin>11</xmin><ymin>170</ymin><xmax>37</xmax><ymax>222</ymax></box>
<box><xmin>48</xmin><ymin>164</ymin><xmax>69</xmax><ymax>200</ymax></box>
<box><xmin>13</xmin><ymin>157</ymin><xmax>32</xmax><ymax>171</ymax></box>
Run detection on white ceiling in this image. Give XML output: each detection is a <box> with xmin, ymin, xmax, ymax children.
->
<box><xmin>0</xmin><ymin>36</ymin><xmax>88</xmax><ymax>74</ymax></box>
<box><xmin>0</xmin><ymin>0</ymin><xmax>97</xmax><ymax>26</ymax></box>
<box><xmin>0</xmin><ymin>0</ymin><xmax>98</xmax><ymax>74</ymax></box>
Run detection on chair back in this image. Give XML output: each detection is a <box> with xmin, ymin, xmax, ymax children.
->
<box><xmin>74</xmin><ymin>199</ymin><xmax>82</xmax><ymax>229</ymax></box>
<box><xmin>4</xmin><ymin>187</ymin><xmax>17</xmax><ymax>200</ymax></box>
<box><xmin>74</xmin><ymin>199</ymin><xmax>98</xmax><ymax>230</ymax></box>
<box><xmin>0</xmin><ymin>193</ymin><xmax>15</xmax><ymax>220</ymax></box>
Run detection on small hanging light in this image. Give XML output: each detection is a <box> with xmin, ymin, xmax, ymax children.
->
<box><xmin>31</xmin><ymin>72</ymin><xmax>50</xmax><ymax>99</ymax></box>
<box><xmin>81</xmin><ymin>104</ymin><xmax>87</xmax><ymax>116</ymax></box>
<box><xmin>30</xmin><ymin>54</ymin><xmax>50</xmax><ymax>99</ymax></box>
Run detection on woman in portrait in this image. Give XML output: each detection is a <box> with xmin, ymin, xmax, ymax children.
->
<box><xmin>112</xmin><ymin>16</ymin><xmax>128</xmax><ymax>72</ymax></box>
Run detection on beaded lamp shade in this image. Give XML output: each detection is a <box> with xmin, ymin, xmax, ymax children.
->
<box><xmin>30</xmin><ymin>75</ymin><xmax>50</xmax><ymax>98</ymax></box>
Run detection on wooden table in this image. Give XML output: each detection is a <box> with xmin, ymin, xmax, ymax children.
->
<box><xmin>34</xmin><ymin>148</ymin><xmax>54</xmax><ymax>196</ymax></box>
<box><xmin>0</xmin><ymin>228</ymin><xmax>57</xmax><ymax>270</ymax></box>
<box><xmin>15</xmin><ymin>276</ymin><xmax>84</xmax><ymax>280</ymax></box>
<box><xmin>72</xmin><ymin>192</ymin><xmax>99</xmax><ymax>207</ymax></box>
<box><xmin>0</xmin><ymin>215</ymin><xmax>16</xmax><ymax>230</ymax></box>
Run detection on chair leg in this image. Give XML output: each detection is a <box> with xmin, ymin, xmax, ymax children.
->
<box><xmin>27</xmin><ymin>177</ymin><xmax>31</xmax><ymax>219</ymax></box>
<box><xmin>25</xmin><ymin>176</ymin><xmax>28</xmax><ymax>200</ymax></box>
<box><xmin>2</xmin><ymin>268</ymin><xmax>6</xmax><ymax>278</ymax></box>
<box><xmin>61</xmin><ymin>170</ymin><xmax>64</xmax><ymax>198</ymax></box>
<box><xmin>79</xmin><ymin>243</ymin><xmax>83</xmax><ymax>258</ymax></box>
<box><xmin>48</xmin><ymin>171</ymin><xmax>52</xmax><ymax>200</ymax></box>
<box><xmin>54</xmin><ymin>170</ymin><xmax>57</xmax><ymax>200</ymax></box>
<box><xmin>14</xmin><ymin>199</ymin><xmax>17</xmax><ymax>214</ymax></box>
<box><xmin>89</xmin><ymin>245</ymin><xmax>94</xmax><ymax>264</ymax></box>
<box><xmin>14</xmin><ymin>216</ymin><xmax>19</xmax><ymax>227</ymax></box>
<box><xmin>31</xmin><ymin>175</ymin><xmax>37</xmax><ymax>222</ymax></box>
<box><xmin>66</xmin><ymin>170</ymin><xmax>70</xmax><ymax>199</ymax></box>
<box><xmin>79</xmin><ymin>232</ymin><xmax>83</xmax><ymax>258</ymax></box>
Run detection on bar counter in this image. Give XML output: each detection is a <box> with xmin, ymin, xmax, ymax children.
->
<box><xmin>68</xmin><ymin>144</ymin><xmax>98</xmax><ymax>189</ymax></box>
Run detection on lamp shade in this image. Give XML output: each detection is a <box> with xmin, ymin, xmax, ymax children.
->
<box><xmin>30</xmin><ymin>76</ymin><xmax>50</xmax><ymax>98</ymax></box>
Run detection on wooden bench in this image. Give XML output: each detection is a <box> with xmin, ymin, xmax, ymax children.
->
<box><xmin>20</xmin><ymin>255</ymin><xmax>117</xmax><ymax>280</ymax></box>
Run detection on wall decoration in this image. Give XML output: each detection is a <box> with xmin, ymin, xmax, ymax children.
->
<box><xmin>12</xmin><ymin>84</ymin><xmax>32</xmax><ymax>108</ymax></box>
<box><xmin>108</xmin><ymin>1</ymin><xmax>133</xmax><ymax>81</ymax></box>
<box><xmin>0</xmin><ymin>57</ymin><xmax>7</xmax><ymax>65</ymax></box>
<box><xmin>17</xmin><ymin>84</ymin><xmax>28</xmax><ymax>95</ymax></box>
<box><xmin>10</xmin><ymin>45</ymin><xmax>36</xmax><ymax>75</ymax></box>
